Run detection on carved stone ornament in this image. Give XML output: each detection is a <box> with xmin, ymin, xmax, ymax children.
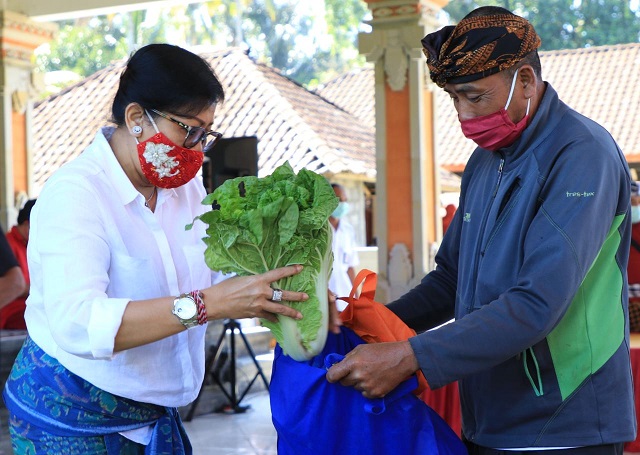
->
<box><xmin>384</xmin><ymin>30</ymin><xmax>410</xmax><ymax>91</ymax></box>
<box><xmin>368</xmin><ymin>29</ymin><xmax>411</xmax><ymax>91</ymax></box>
<box><xmin>11</xmin><ymin>90</ymin><xmax>28</xmax><ymax>114</ymax></box>
<box><xmin>388</xmin><ymin>242</ymin><xmax>413</xmax><ymax>301</ymax></box>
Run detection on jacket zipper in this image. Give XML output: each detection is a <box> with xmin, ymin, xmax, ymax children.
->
<box><xmin>492</xmin><ymin>158</ymin><xmax>505</xmax><ymax>198</ymax></box>
<box><xmin>466</xmin><ymin>155</ymin><xmax>506</xmax><ymax>313</ymax></box>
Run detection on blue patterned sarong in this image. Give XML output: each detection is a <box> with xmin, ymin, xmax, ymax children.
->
<box><xmin>2</xmin><ymin>336</ymin><xmax>192</xmax><ymax>454</ymax></box>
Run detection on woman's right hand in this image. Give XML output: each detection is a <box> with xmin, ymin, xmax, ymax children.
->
<box><xmin>328</xmin><ymin>290</ymin><xmax>342</xmax><ymax>334</ymax></box>
<box><xmin>201</xmin><ymin>264</ymin><xmax>308</xmax><ymax>323</ymax></box>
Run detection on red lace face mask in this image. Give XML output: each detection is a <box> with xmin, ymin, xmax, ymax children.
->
<box><xmin>136</xmin><ymin>114</ymin><xmax>204</xmax><ymax>189</ymax></box>
<box><xmin>460</xmin><ymin>69</ymin><xmax>531</xmax><ymax>152</ymax></box>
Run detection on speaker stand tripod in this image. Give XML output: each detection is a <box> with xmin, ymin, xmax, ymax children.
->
<box><xmin>185</xmin><ymin>319</ymin><xmax>270</xmax><ymax>421</ymax></box>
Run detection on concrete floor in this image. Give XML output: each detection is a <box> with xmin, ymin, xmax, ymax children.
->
<box><xmin>183</xmin><ymin>391</ymin><xmax>276</xmax><ymax>455</ymax></box>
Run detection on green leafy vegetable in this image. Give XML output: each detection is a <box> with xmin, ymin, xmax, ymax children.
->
<box><xmin>190</xmin><ymin>162</ymin><xmax>338</xmax><ymax>361</ymax></box>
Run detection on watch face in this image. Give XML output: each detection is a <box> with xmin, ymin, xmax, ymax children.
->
<box><xmin>175</xmin><ymin>297</ymin><xmax>197</xmax><ymax>319</ymax></box>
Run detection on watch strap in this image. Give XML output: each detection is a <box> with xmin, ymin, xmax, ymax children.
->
<box><xmin>189</xmin><ymin>290</ymin><xmax>208</xmax><ymax>325</ymax></box>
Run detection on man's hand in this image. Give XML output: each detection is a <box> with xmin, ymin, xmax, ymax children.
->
<box><xmin>326</xmin><ymin>341</ymin><xmax>420</xmax><ymax>398</ymax></box>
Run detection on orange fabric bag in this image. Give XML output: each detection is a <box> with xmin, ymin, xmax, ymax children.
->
<box><xmin>338</xmin><ymin>268</ymin><xmax>429</xmax><ymax>395</ymax></box>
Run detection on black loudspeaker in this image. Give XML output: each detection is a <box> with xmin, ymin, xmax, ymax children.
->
<box><xmin>203</xmin><ymin>136</ymin><xmax>259</xmax><ymax>193</ymax></box>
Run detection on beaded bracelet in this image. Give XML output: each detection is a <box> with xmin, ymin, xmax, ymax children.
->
<box><xmin>189</xmin><ymin>290</ymin><xmax>208</xmax><ymax>325</ymax></box>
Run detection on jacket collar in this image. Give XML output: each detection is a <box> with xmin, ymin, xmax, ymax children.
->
<box><xmin>498</xmin><ymin>83</ymin><xmax>569</xmax><ymax>165</ymax></box>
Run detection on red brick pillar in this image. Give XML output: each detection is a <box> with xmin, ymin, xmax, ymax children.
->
<box><xmin>359</xmin><ymin>0</ymin><xmax>448</xmax><ymax>301</ymax></box>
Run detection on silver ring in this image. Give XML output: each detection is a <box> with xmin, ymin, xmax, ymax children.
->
<box><xmin>271</xmin><ymin>288</ymin><xmax>283</xmax><ymax>302</ymax></box>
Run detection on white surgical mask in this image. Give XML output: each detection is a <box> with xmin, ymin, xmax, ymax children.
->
<box><xmin>632</xmin><ymin>205</ymin><xmax>640</xmax><ymax>224</ymax></box>
<box><xmin>332</xmin><ymin>202</ymin><xmax>350</xmax><ymax>219</ymax></box>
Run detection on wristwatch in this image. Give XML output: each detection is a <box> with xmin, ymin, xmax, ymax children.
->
<box><xmin>172</xmin><ymin>293</ymin><xmax>199</xmax><ymax>328</ymax></box>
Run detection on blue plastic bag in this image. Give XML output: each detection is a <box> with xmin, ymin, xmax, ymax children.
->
<box><xmin>270</xmin><ymin>326</ymin><xmax>467</xmax><ymax>455</ymax></box>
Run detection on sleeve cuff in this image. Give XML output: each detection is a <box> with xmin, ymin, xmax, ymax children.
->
<box><xmin>87</xmin><ymin>298</ymin><xmax>130</xmax><ymax>359</ymax></box>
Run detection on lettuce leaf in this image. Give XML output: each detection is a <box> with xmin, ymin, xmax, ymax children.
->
<box><xmin>189</xmin><ymin>162</ymin><xmax>338</xmax><ymax>360</ymax></box>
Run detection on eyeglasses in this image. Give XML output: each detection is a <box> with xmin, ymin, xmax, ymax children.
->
<box><xmin>150</xmin><ymin>108</ymin><xmax>222</xmax><ymax>151</ymax></box>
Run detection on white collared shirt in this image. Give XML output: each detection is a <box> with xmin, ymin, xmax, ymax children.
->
<box><xmin>25</xmin><ymin>127</ymin><xmax>214</xmax><ymax>407</ymax></box>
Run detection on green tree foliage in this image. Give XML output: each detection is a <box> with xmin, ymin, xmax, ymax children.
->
<box><xmin>311</xmin><ymin>0</ymin><xmax>369</xmax><ymax>84</ymax></box>
<box><xmin>444</xmin><ymin>0</ymin><xmax>640</xmax><ymax>50</ymax></box>
<box><xmin>240</xmin><ymin>0</ymin><xmax>368</xmax><ymax>86</ymax></box>
<box><xmin>36</xmin><ymin>16</ymin><xmax>129</xmax><ymax>76</ymax></box>
<box><xmin>35</xmin><ymin>0</ymin><xmax>369</xmax><ymax>89</ymax></box>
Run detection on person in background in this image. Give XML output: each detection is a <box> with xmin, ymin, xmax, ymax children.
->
<box><xmin>628</xmin><ymin>180</ymin><xmax>640</xmax><ymax>331</ymax></box>
<box><xmin>442</xmin><ymin>203</ymin><xmax>457</xmax><ymax>234</ymax></box>
<box><xmin>327</xmin><ymin>6</ymin><xmax>634</xmax><ymax>453</ymax></box>
<box><xmin>328</xmin><ymin>183</ymin><xmax>359</xmax><ymax>310</ymax></box>
<box><xmin>2</xmin><ymin>43</ymin><xmax>308</xmax><ymax>454</ymax></box>
<box><xmin>1</xmin><ymin>199</ymin><xmax>36</xmax><ymax>329</ymax></box>
<box><xmin>0</xmin><ymin>223</ymin><xmax>26</xmax><ymax>312</ymax></box>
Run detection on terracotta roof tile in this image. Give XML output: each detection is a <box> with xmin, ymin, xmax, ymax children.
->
<box><xmin>32</xmin><ymin>60</ymin><xmax>123</xmax><ymax>191</ymax></box>
<box><xmin>31</xmin><ymin>48</ymin><xmax>375</xmax><ymax>194</ymax></box>
<box><xmin>317</xmin><ymin>68</ymin><xmax>376</xmax><ymax>129</ymax></box>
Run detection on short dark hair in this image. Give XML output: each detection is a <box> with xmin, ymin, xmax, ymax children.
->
<box><xmin>17</xmin><ymin>199</ymin><xmax>36</xmax><ymax>225</ymax></box>
<box><xmin>508</xmin><ymin>51</ymin><xmax>542</xmax><ymax>80</ymax></box>
<box><xmin>111</xmin><ymin>44</ymin><xmax>225</xmax><ymax>125</ymax></box>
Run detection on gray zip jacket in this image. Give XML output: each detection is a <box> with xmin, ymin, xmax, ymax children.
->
<box><xmin>389</xmin><ymin>83</ymin><xmax>636</xmax><ymax>448</ymax></box>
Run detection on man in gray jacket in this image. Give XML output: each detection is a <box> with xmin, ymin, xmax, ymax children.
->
<box><xmin>327</xmin><ymin>6</ymin><xmax>635</xmax><ymax>453</ymax></box>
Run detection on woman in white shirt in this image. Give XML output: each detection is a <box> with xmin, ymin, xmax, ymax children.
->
<box><xmin>2</xmin><ymin>43</ymin><xmax>307</xmax><ymax>454</ymax></box>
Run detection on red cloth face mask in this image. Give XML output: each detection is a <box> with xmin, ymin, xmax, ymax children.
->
<box><xmin>136</xmin><ymin>113</ymin><xmax>204</xmax><ymax>189</ymax></box>
<box><xmin>460</xmin><ymin>69</ymin><xmax>531</xmax><ymax>152</ymax></box>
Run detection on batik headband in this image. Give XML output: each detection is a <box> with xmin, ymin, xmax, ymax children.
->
<box><xmin>422</xmin><ymin>14</ymin><xmax>541</xmax><ymax>87</ymax></box>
